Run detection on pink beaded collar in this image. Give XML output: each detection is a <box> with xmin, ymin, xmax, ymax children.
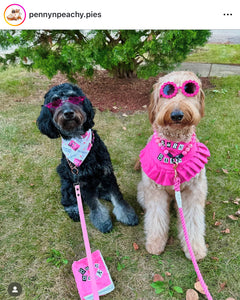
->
<box><xmin>140</xmin><ymin>132</ymin><xmax>210</xmax><ymax>186</ymax></box>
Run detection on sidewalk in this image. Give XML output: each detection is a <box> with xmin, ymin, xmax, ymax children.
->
<box><xmin>176</xmin><ymin>62</ymin><xmax>240</xmax><ymax>77</ymax></box>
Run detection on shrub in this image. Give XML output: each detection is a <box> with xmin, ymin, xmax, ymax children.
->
<box><xmin>0</xmin><ymin>30</ymin><xmax>211</xmax><ymax>79</ymax></box>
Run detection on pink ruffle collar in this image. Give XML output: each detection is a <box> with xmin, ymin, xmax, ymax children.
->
<box><xmin>140</xmin><ymin>132</ymin><xmax>210</xmax><ymax>186</ymax></box>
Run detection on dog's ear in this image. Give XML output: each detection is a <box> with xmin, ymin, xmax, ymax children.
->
<box><xmin>148</xmin><ymin>83</ymin><xmax>159</xmax><ymax>124</ymax></box>
<box><xmin>82</xmin><ymin>97</ymin><xmax>95</xmax><ymax>131</ymax></box>
<box><xmin>36</xmin><ymin>105</ymin><xmax>60</xmax><ymax>139</ymax></box>
<box><xmin>199</xmin><ymin>88</ymin><xmax>205</xmax><ymax>117</ymax></box>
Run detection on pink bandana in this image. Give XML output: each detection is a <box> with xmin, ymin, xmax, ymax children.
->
<box><xmin>140</xmin><ymin>132</ymin><xmax>210</xmax><ymax>186</ymax></box>
<box><xmin>62</xmin><ymin>130</ymin><xmax>93</xmax><ymax>167</ymax></box>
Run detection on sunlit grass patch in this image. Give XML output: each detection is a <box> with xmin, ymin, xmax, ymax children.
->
<box><xmin>186</xmin><ymin>44</ymin><xmax>240</xmax><ymax>65</ymax></box>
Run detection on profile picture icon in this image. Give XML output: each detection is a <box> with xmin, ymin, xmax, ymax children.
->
<box><xmin>4</xmin><ymin>4</ymin><xmax>26</xmax><ymax>26</ymax></box>
<box><xmin>8</xmin><ymin>282</ymin><xmax>22</xmax><ymax>296</ymax></box>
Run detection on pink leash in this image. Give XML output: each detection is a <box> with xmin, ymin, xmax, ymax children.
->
<box><xmin>75</xmin><ymin>184</ymin><xmax>100</xmax><ymax>300</ymax></box>
<box><xmin>174</xmin><ymin>167</ymin><xmax>213</xmax><ymax>300</ymax></box>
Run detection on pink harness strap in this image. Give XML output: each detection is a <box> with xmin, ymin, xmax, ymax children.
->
<box><xmin>75</xmin><ymin>184</ymin><xmax>99</xmax><ymax>300</ymax></box>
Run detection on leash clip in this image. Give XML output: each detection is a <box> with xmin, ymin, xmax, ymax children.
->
<box><xmin>173</xmin><ymin>162</ymin><xmax>178</xmax><ymax>179</ymax></box>
<box><xmin>173</xmin><ymin>163</ymin><xmax>182</xmax><ymax>208</ymax></box>
<box><xmin>66</xmin><ymin>157</ymin><xmax>81</xmax><ymax>185</ymax></box>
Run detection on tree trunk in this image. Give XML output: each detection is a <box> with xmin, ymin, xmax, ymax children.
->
<box><xmin>112</xmin><ymin>62</ymin><xmax>137</xmax><ymax>79</ymax></box>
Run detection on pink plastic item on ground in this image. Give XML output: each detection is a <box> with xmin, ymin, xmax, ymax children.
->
<box><xmin>72</xmin><ymin>250</ymin><xmax>114</xmax><ymax>300</ymax></box>
<box><xmin>72</xmin><ymin>185</ymin><xmax>114</xmax><ymax>300</ymax></box>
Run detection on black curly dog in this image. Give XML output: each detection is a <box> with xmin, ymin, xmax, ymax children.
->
<box><xmin>37</xmin><ymin>83</ymin><xmax>138</xmax><ymax>233</ymax></box>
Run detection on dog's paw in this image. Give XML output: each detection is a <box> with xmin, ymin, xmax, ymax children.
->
<box><xmin>64</xmin><ymin>205</ymin><xmax>80</xmax><ymax>222</ymax></box>
<box><xmin>113</xmin><ymin>205</ymin><xmax>139</xmax><ymax>226</ymax></box>
<box><xmin>89</xmin><ymin>205</ymin><xmax>113</xmax><ymax>233</ymax></box>
<box><xmin>91</xmin><ymin>217</ymin><xmax>113</xmax><ymax>233</ymax></box>
<box><xmin>146</xmin><ymin>238</ymin><xmax>166</xmax><ymax>255</ymax></box>
<box><xmin>183</xmin><ymin>242</ymin><xmax>207</xmax><ymax>261</ymax></box>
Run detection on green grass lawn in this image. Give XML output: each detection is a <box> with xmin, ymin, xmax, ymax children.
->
<box><xmin>185</xmin><ymin>44</ymin><xmax>240</xmax><ymax>65</ymax></box>
<box><xmin>0</xmin><ymin>67</ymin><xmax>240</xmax><ymax>300</ymax></box>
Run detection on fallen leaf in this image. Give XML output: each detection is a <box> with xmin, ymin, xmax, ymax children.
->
<box><xmin>133</xmin><ymin>242</ymin><xmax>139</xmax><ymax>250</ymax></box>
<box><xmin>122</xmin><ymin>127</ymin><xmax>127</xmax><ymax>130</ymax></box>
<box><xmin>211</xmin><ymin>256</ymin><xmax>219</xmax><ymax>261</ymax></box>
<box><xmin>234</xmin><ymin>198</ymin><xmax>240</xmax><ymax>205</ymax></box>
<box><xmin>227</xmin><ymin>151</ymin><xmax>231</xmax><ymax>159</ymax></box>
<box><xmin>122</xmin><ymin>113</ymin><xmax>128</xmax><ymax>117</ymax></box>
<box><xmin>222</xmin><ymin>168</ymin><xmax>229</xmax><ymax>174</ymax></box>
<box><xmin>235</xmin><ymin>209</ymin><xmax>240</xmax><ymax>216</ymax></box>
<box><xmin>212</xmin><ymin>212</ymin><xmax>216</xmax><ymax>220</ymax></box>
<box><xmin>165</xmin><ymin>271</ymin><xmax>171</xmax><ymax>276</ymax></box>
<box><xmin>222</xmin><ymin>201</ymin><xmax>229</xmax><ymax>204</ymax></box>
<box><xmin>194</xmin><ymin>281</ymin><xmax>206</xmax><ymax>295</ymax></box>
<box><xmin>153</xmin><ymin>274</ymin><xmax>164</xmax><ymax>282</ymax></box>
<box><xmin>218</xmin><ymin>282</ymin><xmax>227</xmax><ymax>292</ymax></box>
<box><xmin>186</xmin><ymin>289</ymin><xmax>199</xmax><ymax>300</ymax></box>
<box><xmin>134</xmin><ymin>159</ymin><xmax>141</xmax><ymax>171</ymax></box>
<box><xmin>221</xmin><ymin>228</ymin><xmax>230</xmax><ymax>234</ymax></box>
<box><xmin>228</xmin><ymin>215</ymin><xmax>238</xmax><ymax>221</ymax></box>
<box><xmin>214</xmin><ymin>221</ymin><xmax>222</xmax><ymax>226</ymax></box>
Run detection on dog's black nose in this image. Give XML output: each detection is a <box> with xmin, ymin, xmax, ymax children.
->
<box><xmin>63</xmin><ymin>109</ymin><xmax>75</xmax><ymax>120</ymax></box>
<box><xmin>171</xmin><ymin>110</ymin><xmax>184</xmax><ymax>122</ymax></box>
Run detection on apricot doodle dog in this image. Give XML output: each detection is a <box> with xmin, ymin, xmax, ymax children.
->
<box><xmin>138</xmin><ymin>71</ymin><xmax>210</xmax><ymax>260</ymax></box>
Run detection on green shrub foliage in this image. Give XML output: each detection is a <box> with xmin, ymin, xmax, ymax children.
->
<box><xmin>0</xmin><ymin>30</ymin><xmax>211</xmax><ymax>79</ymax></box>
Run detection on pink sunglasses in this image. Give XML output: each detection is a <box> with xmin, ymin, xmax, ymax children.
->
<box><xmin>160</xmin><ymin>80</ymin><xmax>200</xmax><ymax>99</ymax></box>
<box><xmin>45</xmin><ymin>96</ymin><xmax>85</xmax><ymax>110</ymax></box>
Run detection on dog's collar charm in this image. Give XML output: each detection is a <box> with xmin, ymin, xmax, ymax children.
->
<box><xmin>62</xmin><ymin>129</ymin><xmax>93</xmax><ymax>167</ymax></box>
<box><xmin>153</xmin><ymin>131</ymin><xmax>196</xmax><ymax>164</ymax></box>
<box><xmin>140</xmin><ymin>132</ymin><xmax>210</xmax><ymax>186</ymax></box>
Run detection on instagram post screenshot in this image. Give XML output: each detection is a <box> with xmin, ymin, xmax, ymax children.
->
<box><xmin>0</xmin><ymin>0</ymin><xmax>239</xmax><ymax>299</ymax></box>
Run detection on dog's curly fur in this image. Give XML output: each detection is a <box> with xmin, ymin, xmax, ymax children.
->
<box><xmin>37</xmin><ymin>83</ymin><xmax>138</xmax><ymax>233</ymax></box>
<box><xmin>137</xmin><ymin>71</ymin><xmax>208</xmax><ymax>260</ymax></box>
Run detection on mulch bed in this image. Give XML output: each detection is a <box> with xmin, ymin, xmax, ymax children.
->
<box><xmin>50</xmin><ymin>70</ymin><xmax>214</xmax><ymax>114</ymax></box>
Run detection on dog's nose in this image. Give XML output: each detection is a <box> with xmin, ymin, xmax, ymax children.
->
<box><xmin>171</xmin><ymin>110</ymin><xmax>184</xmax><ymax>122</ymax></box>
<box><xmin>63</xmin><ymin>109</ymin><xmax>75</xmax><ymax>120</ymax></box>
